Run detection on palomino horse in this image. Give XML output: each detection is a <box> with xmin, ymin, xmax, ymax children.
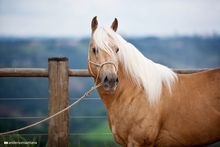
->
<box><xmin>87</xmin><ymin>16</ymin><xmax>220</xmax><ymax>147</ymax></box>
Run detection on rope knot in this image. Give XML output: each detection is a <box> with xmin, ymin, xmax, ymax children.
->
<box><xmin>85</xmin><ymin>92</ymin><xmax>90</xmax><ymax>97</ymax></box>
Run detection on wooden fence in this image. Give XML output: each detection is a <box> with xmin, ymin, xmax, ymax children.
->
<box><xmin>0</xmin><ymin>57</ymin><xmax>209</xmax><ymax>147</ymax></box>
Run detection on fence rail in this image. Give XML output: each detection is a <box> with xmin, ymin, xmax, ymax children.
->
<box><xmin>0</xmin><ymin>57</ymin><xmax>211</xmax><ymax>147</ymax></box>
<box><xmin>0</xmin><ymin>68</ymin><xmax>210</xmax><ymax>77</ymax></box>
<box><xmin>0</xmin><ymin>68</ymin><xmax>90</xmax><ymax>77</ymax></box>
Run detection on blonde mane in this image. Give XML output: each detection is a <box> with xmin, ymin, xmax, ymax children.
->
<box><xmin>92</xmin><ymin>26</ymin><xmax>178</xmax><ymax>106</ymax></box>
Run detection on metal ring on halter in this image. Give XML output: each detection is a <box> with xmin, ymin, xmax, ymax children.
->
<box><xmin>88</xmin><ymin>60</ymin><xmax>118</xmax><ymax>85</ymax></box>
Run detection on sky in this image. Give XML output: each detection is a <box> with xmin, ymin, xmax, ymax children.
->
<box><xmin>0</xmin><ymin>0</ymin><xmax>220</xmax><ymax>38</ymax></box>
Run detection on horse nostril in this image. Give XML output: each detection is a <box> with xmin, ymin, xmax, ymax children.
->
<box><xmin>115</xmin><ymin>77</ymin><xmax>119</xmax><ymax>85</ymax></box>
<box><xmin>104</xmin><ymin>76</ymin><xmax>109</xmax><ymax>84</ymax></box>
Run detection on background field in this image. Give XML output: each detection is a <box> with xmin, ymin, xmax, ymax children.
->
<box><xmin>0</xmin><ymin>36</ymin><xmax>220</xmax><ymax>146</ymax></box>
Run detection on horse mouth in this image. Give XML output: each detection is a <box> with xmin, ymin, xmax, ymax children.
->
<box><xmin>102</xmin><ymin>84</ymin><xmax>118</xmax><ymax>92</ymax></box>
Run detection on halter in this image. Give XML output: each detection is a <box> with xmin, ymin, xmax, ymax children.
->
<box><xmin>88</xmin><ymin>60</ymin><xmax>118</xmax><ymax>86</ymax></box>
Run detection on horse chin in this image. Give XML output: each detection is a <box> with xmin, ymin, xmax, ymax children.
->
<box><xmin>102</xmin><ymin>85</ymin><xmax>117</xmax><ymax>92</ymax></box>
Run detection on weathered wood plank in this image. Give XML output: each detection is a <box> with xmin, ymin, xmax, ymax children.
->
<box><xmin>69</xmin><ymin>69</ymin><xmax>91</xmax><ymax>77</ymax></box>
<box><xmin>48</xmin><ymin>57</ymin><xmax>69</xmax><ymax>147</ymax></box>
<box><xmin>0</xmin><ymin>68</ymin><xmax>210</xmax><ymax>77</ymax></box>
<box><xmin>0</xmin><ymin>68</ymin><xmax>48</xmax><ymax>77</ymax></box>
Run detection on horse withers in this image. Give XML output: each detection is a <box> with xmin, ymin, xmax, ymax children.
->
<box><xmin>88</xmin><ymin>16</ymin><xmax>220</xmax><ymax>147</ymax></box>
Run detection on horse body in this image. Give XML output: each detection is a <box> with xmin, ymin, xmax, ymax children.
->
<box><xmin>96</xmin><ymin>64</ymin><xmax>220</xmax><ymax>147</ymax></box>
<box><xmin>158</xmin><ymin>69</ymin><xmax>220</xmax><ymax>147</ymax></box>
<box><xmin>88</xmin><ymin>16</ymin><xmax>220</xmax><ymax>147</ymax></box>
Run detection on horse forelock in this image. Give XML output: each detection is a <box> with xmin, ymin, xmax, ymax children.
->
<box><xmin>92</xmin><ymin>26</ymin><xmax>178</xmax><ymax>106</ymax></box>
<box><xmin>92</xmin><ymin>26</ymin><xmax>116</xmax><ymax>59</ymax></box>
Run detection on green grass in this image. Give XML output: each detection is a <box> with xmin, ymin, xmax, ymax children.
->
<box><xmin>1</xmin><ymin>121</ymin><xmax>117</xmax><ymax>147</ymax></box>
<box><xmin>69</xmin><ymin>120</ymin><xmax>120</xmax><ymax>146</ymax></box>
<box><xmin>83</xmin><ymin>120</ymin><xmax>114</xmax><ymax>142</ymax></box>
<box><xmin>1</xmin><ymin>134</ymin><xmax>42</xmax><ymax>147</ymax></box>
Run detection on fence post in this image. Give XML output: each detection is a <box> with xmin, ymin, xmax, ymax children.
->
<box><xmin>48</xmin><ymin>57</ymin><xmax>69</xmax><ymax>147</ymax></box>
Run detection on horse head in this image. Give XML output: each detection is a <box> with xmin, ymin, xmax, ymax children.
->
<box><xmin>88</xmin><ymin>16</ymin><xmax>119</xmax><ymax>92</ymax></box>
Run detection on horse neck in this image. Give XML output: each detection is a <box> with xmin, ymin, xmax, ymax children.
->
<box><xmin>96</xmin><ymin>63</ymin><xmax>146</xmax><ymax>111</ymax></box>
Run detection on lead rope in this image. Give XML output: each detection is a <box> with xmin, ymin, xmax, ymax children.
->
<box><xmin>0</xmin><ymin>60</ymin><xmax>116</xmax><ymax>136</ymax></box>
<box><xmin>0</xmin><ymin>83</ymin><xmax>102</xmax><ymax>136</ymax></box>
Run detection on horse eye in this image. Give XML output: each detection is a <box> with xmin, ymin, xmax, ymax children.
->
<box><xmin>92</xmin><ymin>47</ymin><xmax>97</xmax><ymax>54</ymax></box>
<box><xmin>116</xmin><ymin>48</ymin><xmax>119</xmax><ymax>53</ymax></box>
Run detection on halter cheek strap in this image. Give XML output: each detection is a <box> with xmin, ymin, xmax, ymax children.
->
<box><xmin>88</xmin><ymin>60</ymin><xmax>96</xmax><ymax>77</ymax></box>
<box><xmin>88</xmin><ymin>60</ymin><xmax>118</xmax><ymax>86</ymax></box>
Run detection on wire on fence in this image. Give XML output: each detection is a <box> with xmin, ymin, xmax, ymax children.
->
<box><xmin>0</xmin><ymin>117</ymin><xmax>47</xmax><ymax>120</ymax></box>
<box><xmin>2</xmin><ymin>133</ymin><xmax>112</xmax><ymax>136</ymax></box>
<box><xmin>0</xmin><ymin>98</ymin><xmax>48</xmax><ymax>101</ymax></box>
<box><xmin>69</xmin><ymin>133</ymin><xmax>112</xmax><ymax>136</ymax></box>
<box><xmin>0</xmin><ymin>98</ymin><xmax>101</xmax><ymax>101</ymax></box>
<box><xmin>2</xmin><ymin>134</ymin><xmax>48</xmax><ymax>136</ymax></box>
<box><xmin>0</xmin><ymin>116</ymin><xmax>107</xmax><ymax>120</ymax></box>
<box><xmin>69</xmin><ymin>98</ymin><xmax>101</xmax><ymax>100</ymax></box>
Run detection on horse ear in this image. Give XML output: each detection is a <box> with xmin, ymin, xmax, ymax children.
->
<box><xmin>91</xmin><ymin>16</ymin><xmax>98</xmax><ymax>34</ymax></box>
<box><xmin>111</xmin><ymin>18</ymin><xmax>118</xmax><ymax>32</ymax></box>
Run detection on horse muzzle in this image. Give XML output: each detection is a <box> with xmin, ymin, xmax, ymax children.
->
<box><xmin>101</xmin><ymin>73</ymin><xmax>119</xmax><ymax>91</ymax></box>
